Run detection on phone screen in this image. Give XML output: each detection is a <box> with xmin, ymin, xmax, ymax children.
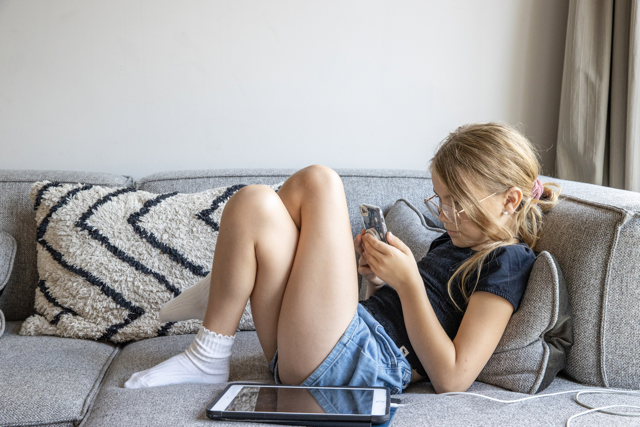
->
<box><xmin>223</xmin><ymin>386</ymin><xmax>378</xmax><ymax>415</ymax></box>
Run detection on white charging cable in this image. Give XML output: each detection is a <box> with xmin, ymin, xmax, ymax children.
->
<box><xmin>440</xmin><ymin>388</ymin><xmax>640</xmax><ymax>426</ymax></box>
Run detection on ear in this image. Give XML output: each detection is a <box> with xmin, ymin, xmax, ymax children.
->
<box><xmin>504</xmin><ymin>187</ymin><xmax>523</xmax><ymax>213</ymax></box>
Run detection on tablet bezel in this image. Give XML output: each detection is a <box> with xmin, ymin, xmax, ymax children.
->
<box><xmin>207</xmin><ymin>383</ymin><xmax>391</xmax><ymax>424</ymax></box>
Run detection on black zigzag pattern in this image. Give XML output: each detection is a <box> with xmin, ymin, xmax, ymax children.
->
<box><xmin>36</xmin><ymin>280</ymin><xmax>79</xmax><ymax>325</ymax></box>
<box><xmin>196</xmin><ymin>184</ymin><xmax>247</xmax><ymax>231</ymax></box>
<box><xmin>36</xmin><ymin>184</ymin><xmax>146</xmax><ymax>342</ymax></box>
<box><xmin>33</xmin><ymin>181</ymin><xmax>63</xmax><ymax>211</ymax></box>
<box><xmin>128</xmin><ymin>192</ymin><xmax>209</xmax><ymax>278</ymax></box>
<box><xmin>157</xmin><ymin>322</ymin><xmax>176</xmax><ymax>336</ymax></box>
<box><xmin>76</xmin><ymin>188</ymin><xmax>182</xmax><ymax>297</ymax></box>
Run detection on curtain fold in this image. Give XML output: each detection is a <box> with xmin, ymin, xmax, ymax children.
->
<box><xmin>556</xmin><ymin>0</ymin><xmax>640</xmax><ymax>192</ymax></box>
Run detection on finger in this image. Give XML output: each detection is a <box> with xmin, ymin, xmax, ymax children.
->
<box><xmin>358</xmin><ymin>265</ymin><xmax>374</xmax><ymax>275</ymax></box>
<box><xmin>359</xmin><ymin>252</ymin><xmax>368</xmax><ymax>265</ymax></box>
<box><xmin>365</xmin><ymin>234</ymin><xmax>391</xmax><ymax>256</ymax></box>
<box><xmin>364</xmin><ymin>248</ymin><xmax>380</xmax><ymax>266</ymax></box>
<box><xmin>387</xmin><ymin>232</ymin><xmax>411</xmax><ymax>256</ymax></box>
<box><xmin>354</xmin><ymin>236</ymin><xmax>363</xmax><ymax>255</ymax></box>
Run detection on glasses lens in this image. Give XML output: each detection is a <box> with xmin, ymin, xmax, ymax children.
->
<box><xmin>441</xmin><ymin>204</ymin><xmax>458</xmax><ymax>225</ymax></box>
<box><xmin>425</xmin><ymin>203</ymin><xmax>439</xmax><ymax>220</ymax></box>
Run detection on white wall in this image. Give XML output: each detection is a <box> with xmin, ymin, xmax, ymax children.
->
<box><xmin>0</xmin><ymin>0</ymin><xmax>568</xmax><ymax>180</ymax></box>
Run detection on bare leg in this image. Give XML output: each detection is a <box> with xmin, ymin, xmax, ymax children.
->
<box><xmin>273</xmin><ymin>166</ymin><xmax>359</xmax><ymax>384</ymax></box>
<box><xmin>201</xmin><ymin>182</ymin><xmax>300</xmax><ymax>361</ymax></box>
<box><xmin>201</xmin><ymin>164</ymin><xmax>359</xmax><ymax>379</ymax></box>
<box><xmin>125</xmin><ymin>165</ymin><xmax>358</xmax><ymax>388</ymax></box>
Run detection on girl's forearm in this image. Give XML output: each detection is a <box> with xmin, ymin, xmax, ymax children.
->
<box><xmin>397</xmin><ymin>282</ymin><xmax>466</xmax><ymax>393</ymax></box>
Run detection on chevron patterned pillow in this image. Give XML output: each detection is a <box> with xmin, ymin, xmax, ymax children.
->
<box><xmin>19</xmin><ymin>180</ymin><xmax>283</xmax><ymax>343</ymax></box>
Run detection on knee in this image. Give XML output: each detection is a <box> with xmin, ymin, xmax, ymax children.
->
<box><xmin>226</xmin><ymin>185</ymin><xmax>282</xmax><ymax>218</ymax></box>
<box><xmin>295</xmin><ymin>164</ymin><xmax>344</xmax><ymax>192</ymax></box>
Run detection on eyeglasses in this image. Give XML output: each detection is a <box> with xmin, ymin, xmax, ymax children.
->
<box><xmin>424</xmin><ymin>193</ymin><xmax>497</xmax><ymax>225</ymax></box>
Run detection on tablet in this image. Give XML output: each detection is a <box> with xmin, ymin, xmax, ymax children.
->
<box><xmin>207</xmin><ymin>383</ymin><xmax>390</xmax><ymax>425</ymax></box>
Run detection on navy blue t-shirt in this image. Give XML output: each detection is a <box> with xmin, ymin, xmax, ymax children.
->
<box><xmin>360</xmin><ymin>232</ymin><xmax>536</xmax><ymax>380</ymax></box>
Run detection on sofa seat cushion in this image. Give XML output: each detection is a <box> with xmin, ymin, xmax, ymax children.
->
<box><xmin>392</xmin><ymin>376</ymin><xmax>640</xmax><ymax>427</ymax></box>
<box><xmin>80</xmin><ymin>331</ymin><xmax>273</xmax><ymax>426</ymax></box>
<box><xmin>0</xmin><ymin>321</ymin><xmax>119</xmax><ymax>427</ymax></box>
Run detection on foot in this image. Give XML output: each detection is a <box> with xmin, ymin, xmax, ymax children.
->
<box><xmin>124</xmin><ymin>326</ymin><xmax>235</xmax><ymax>389</ymax></box>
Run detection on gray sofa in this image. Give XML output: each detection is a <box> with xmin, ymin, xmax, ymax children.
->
<box><xmin>1</xmin><ymin>168</ymin><xmax>639</xmax><ymax>427</ymax></box>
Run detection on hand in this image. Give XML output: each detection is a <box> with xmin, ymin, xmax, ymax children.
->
<box><xmin>354</xmin><ymin>230</ymin><xmax>384</xmax><ymax>286</ymax></box>
<box><xmin>361</xmin><ymin>230</ymin><xmax>422</xmax><ymax>294</ymax></box>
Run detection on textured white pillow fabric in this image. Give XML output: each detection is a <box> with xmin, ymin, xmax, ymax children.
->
<box><xmin>20</xmin><ymin>181</ymin><xmax>282</xmax><ymax>343</ymax></box>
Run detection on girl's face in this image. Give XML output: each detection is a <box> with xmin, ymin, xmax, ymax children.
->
<box><xmin>430</xmin><ymin>171</ymin><xmax>508</xmax><ymax>251</ymax></box>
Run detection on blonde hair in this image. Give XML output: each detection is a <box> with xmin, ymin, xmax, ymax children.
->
<box><xmin>430</xmin><ymin>122</ymin><xmax>561</xmax><ymax>311</ymax></box>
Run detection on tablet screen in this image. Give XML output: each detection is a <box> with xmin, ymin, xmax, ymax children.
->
<box><xmin>226</xmin><ymin>386</ymin><xmax>376</xmax><ymax>415</ymax></box>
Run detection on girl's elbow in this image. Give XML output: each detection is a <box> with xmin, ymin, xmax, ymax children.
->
<box><xmin>432</xmin><ymin>379</ymin><xmax>473</xmax><ymax>394</ymax></box>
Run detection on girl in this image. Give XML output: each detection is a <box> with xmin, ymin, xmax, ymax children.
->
<box><xmin>125</xmin><ymin>122</ymin><xmax>560</xmax><ymax>395</ymax></box>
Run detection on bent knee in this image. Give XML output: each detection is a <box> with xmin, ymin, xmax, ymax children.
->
<box><xmin>296</xmin><ymin>164</ymin><xmax>344</xmax><ymax>192</ymax></box>
<box><xmin>226</xmin><ymin>184</ymin><xmax>283</xmax><ymax>214</ymax></box>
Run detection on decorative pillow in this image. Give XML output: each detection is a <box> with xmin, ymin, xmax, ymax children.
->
<box><xmin>367</xmin><ymin>198</ymin><xmax>573</xmax><ymax>394</ymax></box>
<box><xmin>0</xmin><ymin>231</ymin><xmax>17</xmax><ymax>338</ymax></box>
<box><xmin>477</xmin><ymin>251</ymin><xmax>573</xmax><ymax>393</ymax></box>
<box><xmin>19</xmin><ymin>181</ymin><xmax>283</xmax><ymax>343</ymax></box>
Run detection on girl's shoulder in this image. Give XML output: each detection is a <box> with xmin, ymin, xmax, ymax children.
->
<box><xmin>471</xmin><ymin>243</ymin><xmax>536</xmax><ymax>312</ymax></box>
<box><xmin>489</xmin><ymin>241</ymin><xmax>536</xmax><ymax>268</ymax></box>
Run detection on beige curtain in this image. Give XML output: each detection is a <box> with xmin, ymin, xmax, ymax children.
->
<box><xmin>556</xmin><ymin>0</ymin><xmax>640</xmax><ymax>191</ymax></box>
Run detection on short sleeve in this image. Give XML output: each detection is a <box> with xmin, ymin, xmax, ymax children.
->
<box><xmin>469</xmin><ymin>244</ymin><xmax>536</xmax><ymax>312</ymax></box>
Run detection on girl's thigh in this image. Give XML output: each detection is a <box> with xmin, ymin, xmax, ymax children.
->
<box><xmin>275</xmin><ymin>165</ymin><xmax>359</xmax><ymax>385</ymax></box>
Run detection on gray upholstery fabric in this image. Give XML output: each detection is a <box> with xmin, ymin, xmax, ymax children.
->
<box><xmin>536</xmin><ymin>175</ymin><xmax>640</xmax><ymax>389</ymax></box>
<box><xmin>0</xmin><ymin>321</ymin><xmax>119</xmax><ymax>427</ymax></box>
<box><xmin>80</xmin><ymin>331</ymin><xmax>273</xmax><ymax>427</ymax></box>
<box><xmin>392</xmin><ymin>376</ymin><xmax>640</xmax><ymax>427</ymax></box>
<box><xmin>0</xmin><ymin>170</ymin><xmax>133</xmax><ymax>321</ymax></box>
<box><xmin>0</xmin><ymin>231</ymin><xmax>16</xmax><ymax>338</ymax></box>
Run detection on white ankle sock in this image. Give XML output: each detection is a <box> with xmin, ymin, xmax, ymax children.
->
<box><xmin>124</xmin><ymin>325</ymin><xmax>235</xmax><ymax>389</ymax></box>
<box><xmin>160</xmin><ymin>273</ymin><xmax>211</xmax><ymax>322</ymax></box>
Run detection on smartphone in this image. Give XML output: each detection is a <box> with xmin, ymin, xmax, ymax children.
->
<box><xmin>207</xmin><ymin>383</ymin><xmax>390</xmax><ymax>425</ymax></box>
<box><xmin>359</xmin><ymin>203</ymin><xmax>389</xmax><ymax>244</ymax></box>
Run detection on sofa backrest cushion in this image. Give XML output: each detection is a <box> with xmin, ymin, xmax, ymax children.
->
<box><xmin>535</xmin><ymin>175</ymin><xmax>640</xmax><ymax>390</ymax></box>
<box><xmin>0</xmin><ymin>171</ymin><xmax>133</xmax><ymax>321</ymax></box>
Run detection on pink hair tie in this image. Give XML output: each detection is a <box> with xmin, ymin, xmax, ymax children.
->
<box><xmin>531</xmin><ymin>178</ymin><xmax>544</xmax><ymax>200</ymax></box>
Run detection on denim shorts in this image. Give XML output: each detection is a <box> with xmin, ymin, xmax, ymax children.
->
<box><xmin>268</xmin><ymin>303</ymin><xmax>412</xmax><ymax>396</ymax></box>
